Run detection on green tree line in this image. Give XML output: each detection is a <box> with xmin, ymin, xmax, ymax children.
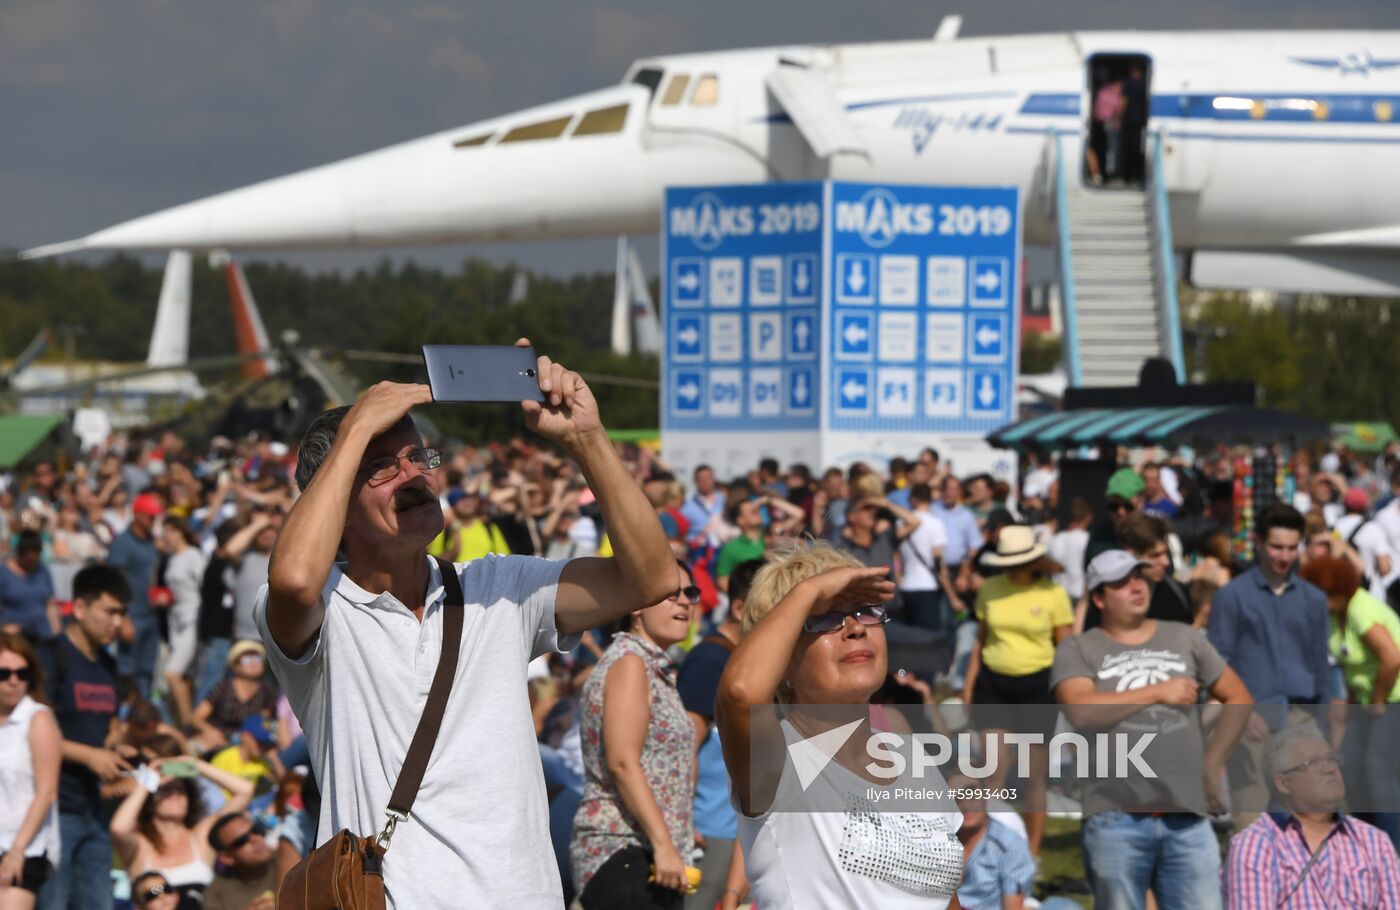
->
<box><xmin>0</xmin><ymin>255</ymin><xmax>661</xmax><ymax>438</ymax></box>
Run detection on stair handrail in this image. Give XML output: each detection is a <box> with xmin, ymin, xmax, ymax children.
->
<box><xmin>1148</xmin><ymin>130</ymin><xmax>1186</xmax><ymax>382</ymax></box>
<box><xmin>1051</xmin><ymin>129</ymin><xmax>1083</xmax><ymax>385</ymax></box>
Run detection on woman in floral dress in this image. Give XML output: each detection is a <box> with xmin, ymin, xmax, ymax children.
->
<box><xmin>570</xmin><ymin>560</ymin><xmax>698</xmax><ymax>909</ymax></box>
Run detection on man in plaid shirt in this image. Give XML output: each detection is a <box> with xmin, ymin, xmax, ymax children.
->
<box><xmin>1224</xmin><ymin>725</ymin><xmax>1400</xmax><ymax>908</ymax></box>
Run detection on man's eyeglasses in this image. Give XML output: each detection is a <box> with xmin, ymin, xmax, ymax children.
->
<box><xmin>363</xmin><ymin>447</ymin><xmax>442</xmax><ymax>487</ymax></box>
<box><xmin>1108</xmin><ymin>499</ymin><xmax>1133</xmax><ymax>514</ymax></box>
<box><xmin>138</xmin><ymin>882</ymin><xmax>170</xmax><ymax>904</ymax></box>
<box><xmin>223</xmin><ymin>822</ymin><xmax>268</xmax><ymax>851</ymax></box>
<box><xmin>0</xmin><ymin>667</ymin><xmax>31</xmax><ymax>683</ymax></box>
<box><xmin>668</xmin><ymin>585</ymin><xmax>701</xmax><ymax>603</ymax></box>
<box><xmin>802</xmin><ymin>604</ymin><xmax>890</xmax><ymax>635</ymax></box>
<box><xmin>1281</xmin><ymin>752</ymin><xmax>1344</xmax><ymax>775</ymax></box>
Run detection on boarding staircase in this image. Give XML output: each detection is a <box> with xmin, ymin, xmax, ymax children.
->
<box><xmin>1043</xmin><ymin>132</ymin><xmax>1185</xmax><ymax>386</ymax></box>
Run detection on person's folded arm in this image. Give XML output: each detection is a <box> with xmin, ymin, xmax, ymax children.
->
<box><xmin>1054</xmin><ymin>676</ymin><xmax>1163</xmax><ymax>729</ymax></box>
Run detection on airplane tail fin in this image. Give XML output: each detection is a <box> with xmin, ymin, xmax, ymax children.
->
<box><xmin>147</xmin><ymin>251</ymin><xmax>192</xmax><ymax>368</ymax></box>
<box><xmin>627</xmin><ymin>244</ymin><xmax>661</xmax><ymax>356</ymax></box>
<box><xmin>610</xmin><ymin>236</ymin><xmax>632</xmax><ymax>356</ymax></box>
<box><xmin>224</xmin><ymin>258</ymin><xmax>277</xmax><ymax>379</ymax></box>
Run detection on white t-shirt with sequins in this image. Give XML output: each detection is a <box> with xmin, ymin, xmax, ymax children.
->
<box><xmin>735</xmin><ymin>720</ymin><xmax>963</xmax><ymax>910</ymax></box>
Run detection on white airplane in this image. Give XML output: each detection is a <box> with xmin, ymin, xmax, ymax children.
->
<box><xmin>21</xmin><ymin>24</ymin><xmax>1400</xmax><ymax>296</ymax></box>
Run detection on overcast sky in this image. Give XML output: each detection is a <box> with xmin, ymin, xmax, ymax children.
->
<box><xmin>5</xmin><ymin>1</ymin><xmax>1397</xmax><ymax>276</ymax></box>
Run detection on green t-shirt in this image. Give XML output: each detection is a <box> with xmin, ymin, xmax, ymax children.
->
<box><xmin>716</xmin><ymin>534</ymin><xmax>765</xmax><ymax>580</ymax></box>
<box><xmin>1329</xmin><ymin>589</ymin><xmax>1400</xmax><ymax>704</ymax></box>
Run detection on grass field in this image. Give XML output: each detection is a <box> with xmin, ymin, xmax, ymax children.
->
<box><xmin>1036</xmin><ymin>816</ymin><xmax>1092</xmax><ymax>906</ymax></box>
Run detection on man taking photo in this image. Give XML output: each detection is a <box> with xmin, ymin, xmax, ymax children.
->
<box><xmin>254</xmin><ymin>342</ymin><xmax>676</xmax><ymax>909</ymax></box>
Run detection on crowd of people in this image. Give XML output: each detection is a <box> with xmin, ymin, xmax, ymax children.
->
<box><xmin>2</xmin><ymin>365</ymin><xmax>1400</xmax><ymax>908</ymax></box>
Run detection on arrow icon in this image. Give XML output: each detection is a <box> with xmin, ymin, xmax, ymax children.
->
<box><xmin>975</xmin><ymin>268</ymin><xmax>1000</xmax><ymax>293</ymax></box>
<box><xmin>793</xmin><ymin>319</ymin><xmax>811</xmax><ymax>351</ymax></box>
<box><xmin>679</xmin><ymin>380</ymin><xmax>701</xmax><ymax>402</ymax></box>
<box><xmin>678</xmin><ymin>325</ymin><xmax>700</xmax><ymax>347</ymax></box>
<box><xmin>677</xmin><ymin>269</ymin><xmax>701</xmax><ymax>292</ymax></box>
<box><xmin>842</xmin><ymin>378</ymin><xmax>866</xmax><ymax>402</ymax></box>
<box><xmin>975</xmin><ymin>324</ymin><xmax>1000</xmax><ymax>349</ymax></box>
<box><xmin>846</xmin><ymin>261</ymin><xmax>868</xmax><ymax>293</ymax></box>
<box><xmin>792</xmin><ymin>372</ymin><xmax>810</xmax><ymax>406</ymax></box>
<box><xmin>793</xmin><ymin>260</ymin><xmax>811</xmax><ymax>294</ymax></box>
<box><xmin>842</xmin><ymin>321</ymin><xmax>869</xmax><ymax>348</ymax></box>
<box><xmin>977</xmin><ymin>375</ymin><xmax>997</xmax><ymax>407</ymax></box>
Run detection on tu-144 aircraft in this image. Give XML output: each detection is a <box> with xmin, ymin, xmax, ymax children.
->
<box><xmin>22</xmin><ymin>22</ymin><xmax>1400</xmax><ymax>297</ymax></box>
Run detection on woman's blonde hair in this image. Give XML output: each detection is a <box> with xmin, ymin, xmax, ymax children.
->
<box><xmin>741</xmin><ymin>540</ymin><xmax>864</xmax><ymax>636</ymax></box>
<box><xmin>849</xmin><ymin>474</ymin><xmax>884</xmax><ymax>503</ymax></box>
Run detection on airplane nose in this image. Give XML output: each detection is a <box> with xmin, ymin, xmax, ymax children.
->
<box><xmin>22</xmin><ymin>83</ymin><xmax>743</xmax><ymax>257</ymax></box>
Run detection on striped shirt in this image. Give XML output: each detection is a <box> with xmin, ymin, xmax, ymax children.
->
<box><xmin>957</xmin><ymin>819</ymin><xmax>1035</xmax><ymax>910</ymax></box>
<box><xmin>1223</xmin><ymin>812</ymin><xmax>1400</xmax><ymax>909</ymax></box>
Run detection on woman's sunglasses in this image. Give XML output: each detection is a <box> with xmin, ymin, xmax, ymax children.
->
<box><xmin>0</xmin><ymin>667</ymin><xmax>31</xmax><ymax>683</ymax></box>
<box><xmin>138</xmin><ymin>882</ymin><xmax>170</xmax><ymax>904</ymax></box>
<box><xmin>668</xmin><ymin>585</ymin><xmax>701</xmax><ymax>603</ymax></box>
<box><xmin>802</xmin><ymin>604</ymin><xmax>890</xmax><ymax>635</ymax></box>
<box><xmin>223</xmin><ymin>822</ymin><xmax>268</xmax><ymax>851</ymax></box>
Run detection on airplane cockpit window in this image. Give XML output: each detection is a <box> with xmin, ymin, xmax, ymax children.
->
<box><xmin>691</xmin><ymin>74</ymin><xmax>719</xmax><ymax>106</ymax></box>
<box><xmin>572</xmin><ymin>104</ymin><xmax>630</xmax><ymax>136</ymax></box>
<box><xmin>500</xmin><ymin>115</ymin><xmax>573</xmax><ymax>143</ymax></box>
<box><xmin>630</xmin><ymin>68</ymin><xmax>663</xmax><ymax>97</ymax></box>
<box><xmin>660</xmin><ymin>74</ymin><xmax>690</xmax><ymax>106</ymax></box>
<box><xmin>452</xmin><ymin>132</ymin><xmax>493</xmax><ymax>149</ymax></box>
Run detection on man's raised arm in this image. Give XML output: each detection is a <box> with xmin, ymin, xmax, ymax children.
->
<box><xmin>513</xmin><ymin>341</ymin><xmax>675</xmax><ymax>633</ymax></box>
<box><xmin>265</xmin><ymin>382</ymin><xmax>433</xmax><ymax>658</ymax></box>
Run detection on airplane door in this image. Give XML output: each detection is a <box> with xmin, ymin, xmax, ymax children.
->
<box><xmin>1084</xmin><ymin>53</ymin><xmax>1152</xmax><ymax>188</ymax></box>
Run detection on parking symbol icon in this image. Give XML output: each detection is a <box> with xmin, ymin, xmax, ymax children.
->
<box><xmin>970</xmin><ymin>257</ymin><xmax>1008</xmax><ymax>307</ymax></box>
<box><xmin>749</xmin><ymin>312</ymin><xmax>783</xmax><ymax>362</ymax></box>
<box><xmin>671</xmin><ymin>259</ymin><xmax>704</xmax><ymax>308</ymax></box>
<box><xmin>836</xmin><ymin>254</ymin><xmax>875</xmax><ymax>305</ymax></box>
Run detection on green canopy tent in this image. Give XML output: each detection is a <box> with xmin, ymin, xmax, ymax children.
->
<box><xmin>0</xmin><ymin>414</ymin><xmax>65</xmax><ymax>469</ymax></box>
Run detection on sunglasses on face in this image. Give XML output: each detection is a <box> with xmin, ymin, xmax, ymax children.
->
<box><xmin>223</xmin><ymin>822</ymin><xmax>268</xmax><ymax>851</ymax></box>
<box><xmin>668</xmin><ymin>585</ymin><xmax>701</xmax><ymax>603</ymax></box>
<box><xmin>362</xmin><ymin>447</ymin><xmax>442</xmax><ymax>487</ymax></box>
<box><xmin>138</xmin><ymin>882</ymin><xmax>170</xmax><ymax>903</ymax></box>
<box><xmin>802</xmin><ymin>604</ymin><xmax>890</xmax><ymax>635</ymax></box>
<box><xmin>1108</xmin><ymin>500</ymin><xmax>1133</xmax><ymax>513</ymax></box>
<box><xmin>0</xmin><ymin>667</ymin><xmax>31</xmax><ymax>683</ymax></box>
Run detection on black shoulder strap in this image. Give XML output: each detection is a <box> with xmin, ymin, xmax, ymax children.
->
<box><xmin>385</xmin><ymin>557</ymin><xmax>464</xmax><ymax>822</ymax></box>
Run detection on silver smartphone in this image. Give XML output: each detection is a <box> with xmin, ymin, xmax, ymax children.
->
<box><xmin>422</xmin><ymin>345</ymin><xmax>546</xmax><ymax>403</ymax></box>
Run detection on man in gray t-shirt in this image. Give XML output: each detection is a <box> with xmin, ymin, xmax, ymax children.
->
<box><xmin>1052</xmin><ymin>550</ymin><xmax>1253</xmax><ymax>910</ymax></box>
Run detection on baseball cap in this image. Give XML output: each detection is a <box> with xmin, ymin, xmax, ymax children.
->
<box><xmin>132</xmin><ymin>493</ymin><xmax>165</xmax><ymax>518</ymax></box>
<box><xmin>1105</xmin><ymin>468</ymin><xmax>1146</xmax><ymax>501</ymax></box>
<box><xmin>1343</xmin><ymin>487</ymin><xmax>1369</xmax><ymax>512</ymax></box>
<box><xmin>240</xmin><ymin>716</ymin><xmax>277</xmax><ymax>748</ymax></box>
<box><xmin>445</xmin><ymin>488</ymin><xmax>468</xmax><ymax>507</ymax></box>
<box><xmin>1086</xmin><ymin>549</ymin><xmax>1151</xmax><ymax>592</ymax></box>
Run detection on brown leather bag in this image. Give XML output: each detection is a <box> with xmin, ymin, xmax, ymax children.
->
<box><xmin>278</xmin><ymin>557</ymin><xmax>465</xmax><ymax>910</ymax></box>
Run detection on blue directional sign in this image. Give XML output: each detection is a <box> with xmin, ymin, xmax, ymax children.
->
<box><xmin>787</xmin><ymin>254</ymin><xmax>818</xmax><ymax>304</ymax></box>
<box><xmin>967</xmin><ymin>370</ymin><xmax>1004</xmax><ymax>417</ymax></box>
<box><xmin>664</xmin><ymin>184</ymin><xmax>825</xmax><ymax>431</ymax></box>
<box><xmin>671</xmin><ymin>258</ymin><xmax>704</xmax><ymax>307</ymax></box>
<box><xmin>835</xmin><ymin>310</ymin><xmax>873</xmax><ymax>361</ymax></box>
<box><xmin>827</xmin><ymin>182</ymin><xmax>1020</xmax><ymax>432</ymax></box>
<box><xmin>967</xmin><ymin>313</ymin><xmax>1007</xmax><ymax>364</ymax></box>
<box><xmin>671</xmin><ymin>314</ymin><xmax>704</xmax><ymax>362</ymax></box>
<box><xmin>970</xmin><ymin>257</ymin><xmax>1009</xmax><ymax>307</ymax></box>
<box><xmin>836</xmin><ymin>254</ymin><xmax>875</xmax><ymax>305</ymax></box>
<box><xmin>786</xmin><ymin>311</ymin><xmax>817</xmax><ymax>360</ymax></box>
<box><xmin>664</xmin><ymin>181</ymin><xmax>1020</xmax><ymax>446</ymax></box>
<box><xmin>834</xmin><ymin>367</ymin><xmax>872</xmax><ymax>417</ymax></box>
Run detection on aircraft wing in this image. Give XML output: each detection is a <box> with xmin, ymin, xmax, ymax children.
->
<box><xmin>765</xmin><ymin>65</ymin><xmax>869</xmax><ymax>160</ymax></box>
